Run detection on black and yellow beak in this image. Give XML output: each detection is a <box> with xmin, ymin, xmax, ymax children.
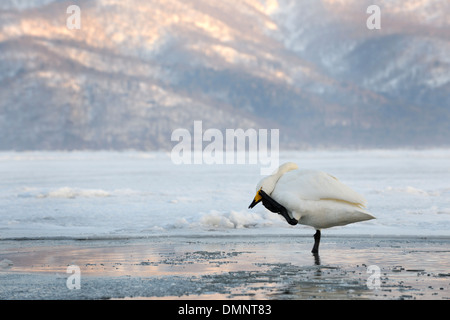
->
<box><xmin>248</xmin><ymin>189</ymin><xmax>263</xmax><ymax>209</ymax></box>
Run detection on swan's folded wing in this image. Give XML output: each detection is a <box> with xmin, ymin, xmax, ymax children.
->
<box><xmin>273</xmin><ymin>170</ymin><xmax>368</xmax><ymax>209</ymax></box>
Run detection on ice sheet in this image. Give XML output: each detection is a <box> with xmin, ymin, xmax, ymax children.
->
<box><xmin>1</xmin><ymin>149</ymin><xmax>449</xmax><ymax>239</ymax></box>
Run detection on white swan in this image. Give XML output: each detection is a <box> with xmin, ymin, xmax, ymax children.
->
<box><xmin>248</xmin><ymin>162</ymin><xmax>375</xmax><ymax>253</ymax></box>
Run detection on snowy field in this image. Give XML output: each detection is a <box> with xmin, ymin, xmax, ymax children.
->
<box><xmin>1</xmin><ymin>149</ymin><xmax>450</xmax><ymax>240</ymax></box>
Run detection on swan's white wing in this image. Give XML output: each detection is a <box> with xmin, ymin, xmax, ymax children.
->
<box><xmin>270</xmin><ymin>170</ymin><xmax>374</xmax><ymax>229</ymax></box>
<box><xmin>273</xmin><ymin>170</ymin><xmax>367</xmax><ymax>206</ymax></box>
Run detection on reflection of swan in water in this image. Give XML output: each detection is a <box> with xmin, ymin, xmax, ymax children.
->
<box><xmin>269</xmin><ymin>263</ymin><xmax>367</xmax><ymax>299</ymax></box>
<box><xmin>249</xmin><ymin>162</ymin><xmax>375</xmax><ymax>254</ymax></box>
<box><xmin>313</xmin><ymin>252</ymin><xmax>320</xmax><ymax>265</ymax></box>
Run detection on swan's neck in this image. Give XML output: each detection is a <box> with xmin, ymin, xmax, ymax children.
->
<box><xmin>262</xmin><ymin>162</ymin><xmax>298</xmax><ymax>194</ymax></box>
<box><xmin>273</xmin><ymin>162</ymin><xmax>298</xmax><ymax>178</ymax></box>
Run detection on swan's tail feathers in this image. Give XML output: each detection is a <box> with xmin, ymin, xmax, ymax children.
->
<box><xmin>354</xmin><ymin>209</ymin><xmax>376</xmax><ymax>223</ymax></box>
<box><xmin>327</xmin><ymin>209</ymin><xmax>375</xmax><ymax>228</ymax></box>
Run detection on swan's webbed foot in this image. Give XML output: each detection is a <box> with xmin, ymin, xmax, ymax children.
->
<box><xmin>279</xmin><ymin>207</ymin><xmax>298</xmax><ymax>225</ymax></box>
<box><xmin>259</xmin><ymin>190</ymin><xmax>298</xmax><ymax>225</ymax></box>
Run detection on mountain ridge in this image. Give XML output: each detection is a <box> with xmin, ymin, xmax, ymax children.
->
<box><xmin>0</xmin><ymin>0</ymin><xmax>449</xmax><ymax>150</ymax></box>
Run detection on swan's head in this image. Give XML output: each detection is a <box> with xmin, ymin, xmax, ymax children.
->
<box><xmin>248</xmin><ymin>162</ymin><xmax>298</xmax><ymax>209</ymax></box>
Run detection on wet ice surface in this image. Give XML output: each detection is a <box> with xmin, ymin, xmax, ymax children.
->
<box><xmin>2</xmin><ymin>150</ymin><xmax>449</xmax><ymax>299</ymax></box>
<box><xmin>1</xmin><ymin>235</ymin><xmax>449</xmax><ymax>300</ymax></box>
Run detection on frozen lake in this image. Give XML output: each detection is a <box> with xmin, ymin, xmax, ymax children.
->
<box><xmin>1</xmin><ymin>149</ymin><xmax>450</xmax><ymax>239</ymax></box>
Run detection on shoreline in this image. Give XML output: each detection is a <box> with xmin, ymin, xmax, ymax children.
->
<box><xmin>1</xmin><ymin>232</ymin><xmax>450</xmax><ymax>241</ymax></box>
<box><xmin>1</xmin><ymin>235</ymin><xmax>449</xmax><ymax>300</ymax></box>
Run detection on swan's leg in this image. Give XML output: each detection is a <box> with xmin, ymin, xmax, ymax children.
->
<box><xmin>311</xmin><ymin>230</ymin><xmax>321</xmax><ymax>254</ymax></box>
<box><xmin>259</xmin><ymin>190</ymin><xmax>298</xmax><ymax>226</ymax></box>
<box><xmin>277</xmin><ymin>206</ymin><xmax>298</xmax><ymax>226</ymax></box>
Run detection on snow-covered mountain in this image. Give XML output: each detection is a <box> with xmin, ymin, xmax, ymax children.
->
<box><xmin>0</xmin><ymin>0</ymin><xmax>449</xmax><ymax>150</ymax></box>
